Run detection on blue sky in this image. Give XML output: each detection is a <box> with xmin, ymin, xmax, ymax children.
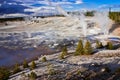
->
<box><xmin>61</xmin><ymin>0</ymin><xmax>120</xmax><ymax>11</ymax></box>
<box><xmin>0</xmin><ymin>0</ymin><xmax>119</xmax><ymax>17</ymax></box>
<box><xmin>26</xmin><ymin>0</ymin><xmax>120</xmax><ymax>12</ymax></box>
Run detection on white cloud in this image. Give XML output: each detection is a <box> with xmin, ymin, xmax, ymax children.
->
<box><xmin>0</xmin><ymin>4</ymin><xmax>2</xmax><ymax>7</ymax></box>
<box><xmin>8</xmin><ymin>3</ymin><xmax>17</xmax><ymax>5</ymax></box>
<box><xmin>98</xmin><ymin>4</ymin><xmax>108</xmax><ymax>9</ymax></box>
<box><xmin>22</xmin><ymin>0</ymin><xmax>83</xmax><ymax>16</ymax></box>
<box><xmin>15</xmin><ymin>0</ymin><xmax>48</xmax><ymax>5</ymax></box>
<box><xmin>14</xmin><ymin>0</ymin><xmax>36</xmax><ymax>3</ymax></box>
<box><xmin>15</xmin><ymin>0</ymin><xmax>74</xmax><ymax>6</ymax></box>
<box><xmin>75</xmin><ymin>0</ymin><xmax>83</xmax><ymax>4</ymax></box>
<box><xmin>56</xmin><ymin>1</ymin><xmax>73</xmax><ymax>5</ymax></box>
<box><xmin>0</xmin><ymin>0</ymin><xmax>84</xmax><ymax>16</ymax></box>
<box><xmin>20</xmin><ymin>3</ymin><xmax>35</xmax><ymax>8</ymax></box>
<box><xmin>24</xmin><ymin>5</ymin><xmax>59</xmax><ymax>16</ymax></box>
<box><xmin>45</xmin><ymin>0</ymin><xmax>52</xmax><ymax>5</ymax></box>
<box><xmin>3</xmin><ymin>1</ymin><xmax>7</xmax><ymax>4</ymax></box>
<box><xmin>22</xmin><ymin>0</ymin><xmax>74</xmax><ymax>14</ymax></box>
<box><xmin>24</xmin><ymin>6</ymin><xmax>55</xmax><ymax>12</ymax></box>
<box><xmin>67</xmin><ymin>5</ymin><xmax>74</xmax><ymax>9</ymax></box>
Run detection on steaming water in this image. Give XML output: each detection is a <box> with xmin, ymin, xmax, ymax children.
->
<box><xmin>79</xmin><ymin>12</ymin><xmax>87</xmax><ymax>37</ymax></box>
<box><xmin>94</xmin><ymin>12</ymin><xmax>111</xmax><ymax>36</ymax></box>
<box><xmin>0</xmin><ymin>45</ymin><xmax>56</xmax><ymax>67</ymax></box>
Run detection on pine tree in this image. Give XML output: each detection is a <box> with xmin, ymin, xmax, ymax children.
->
<box><xmin>28</xmin><ymin>72</ymin><xmax>37</xmax><ymax>80</ymax></box>
<box><xmin>99</xmin><ymin>42</ymin><xmax>103</xmax><ymax>48</ymax></box>
<box><xmin>106</xmin><ymin>42</ymin><xmax>113</xmax><ymax>50</ymax></box>
<box><xmin>96</xmin><ymin>40</ymin><xmax>103</xmax><ymax>49</ymax></box>
<box><xmin>96</xmin><ymin>40</ymin><xmax>100</xmax><ymax>48</ymax></box>
<box><xmin>23</xmin><ymin>60</ymin><xmax>29</xmax><ymax>68</ymax></box>
<box><xmin>59</xmin><ymin>52</ymin><xmax>65</xmax><ymax>59</ymax></box>
<box><xmin>75</xmin><ymin>40</ymin><xmax>84</xmax><ymax>55</ymax></box>
<box><xmin>13</xmin><ymin>63</ymin><xmax>21</xmax><ymax>74</ymax></box>
<box><xmin>30</xmin><ymin>61</ymin><xmax>36</xmax><ymax>69</ymax></box>
<box><xmin>62</xmin><ymin>46</ymin><xmax>68</xmax><ymax>56</ymax></box>
<box><xmin>84</xmin><ymin>40</ymin><xmax>93</xmax><ymax>55</ymax></box>
<box><xmin>59</xmin><ymin>46</ymin><xmax>68</xmax><ymax>59</ymax></box>
<box><xmin>42</xmin><ymin>56</ymin><xmax>47</xmax><ymax>62</ymax></box>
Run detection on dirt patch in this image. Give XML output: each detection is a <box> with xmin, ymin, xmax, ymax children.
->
<box><xmin>112</xmin><ymin>27</ymin><xmax>120</xmax><ymax>36</ymax></box>
<box><xmin>109</xmin><ymin>23</ymin><xmax>120</xmax><ymax>36</ymax></box>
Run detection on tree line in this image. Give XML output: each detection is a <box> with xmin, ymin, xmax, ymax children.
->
<box><xmin>109</xmin><ymin>12</ymin><xmax>120</xmax><ymax>23</ymax></box>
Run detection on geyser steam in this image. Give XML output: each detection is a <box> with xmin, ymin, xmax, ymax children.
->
<box><xmin>79</xmin><ymin>12</ymin><xmax>87</xmax><ymax>37</ymax></box>
<box><xmin>94</xmin><ymin>11</ymin><xmax>111</xmax><ymax>36</ymax></box>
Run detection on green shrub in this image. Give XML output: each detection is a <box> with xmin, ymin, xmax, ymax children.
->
<box><xmin>99</xmin><ymin>42</ymin><xmax>103</xmax><ymax>48</ymax></box>
<box><xmin>13</xmin><ymin>63</ymin><xmax>21</xmax><ymax>74</ymax></box>
<box><xmin>59</xmin><ymin>52</ymin><xmax>65</xmax><ymax>59</ymax></box>
<box><xmin>76</xmin><ymin>70</ymin><xmax>82</xmax><ymax>75</ymax></box>
<box><xmin>30</xmin><ymin>61</ymin><xmax>36</xmax><ymax>69</ymax></box>
<box><xmin>59</xmin><ymin>46</ymin><xmax>68</xmax><ymax>59</ymax></box>
<box><xmin>42</xmin><ymin>56</ymin><xmax>47</xmax><ymax>62</ymax></box>
<box><xmin>48</xmin><ymin>68</ymin><xmax>56</xmax><ymax>75</ymax></box>
<box><xmin>23</xmin><ymin>60</ymin><xmax>29</xmax><ymax>68</ymax></box>
<box><xmin>28</xmin><ymin>72</ymin><xmax>37</xmax><ymax>80</ymax></box>
<box><xmin>109</xmin><ymin>12</ymin><xmax>120</xmax><ymax>23</ymax></box>
<box><xmin>96</xmin><ymin>40</ymin><xmax>103</xmax><ymax>49</ymax></box>
<box><xmin>106</xmin><ymin>42</ymin><xmax>113</xmax><ymax>50</ymax></box>
<box><xmin>0</xmin><ymin>67</ymin><xmax>10</xmax><ymax>80</ymax></box>
<box><xmin>75</xmin><ymin>40</ymin><xmax>84</xmax><ymax>55</ymax></box>
<box><xmin>85</xmin><ymin>11</ymin><xmax>94</xmax><ymax>16</ymax></box>
<box><xmin>84</xmin><ymin>40</ymin><xmax>93</xmax><ymax>55</ymax></box>
<box><xmin>62</xmin><ymin>46</ymin><xmax>68</xmax><ymax>56</ymax></box>
<box><xmin>47</xmin><ymin>64</ymin><xmax>56</xmax><ymax>75</ymax></box>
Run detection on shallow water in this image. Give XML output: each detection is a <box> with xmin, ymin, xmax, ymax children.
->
<box><xmin>0</xmin><ymin>46</ymin><xmax>55</xmax><ymax>67</ymax></box>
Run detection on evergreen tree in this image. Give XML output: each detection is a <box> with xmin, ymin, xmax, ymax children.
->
<box><xmin>96</xmin><ymin>40</ymin><xmax>100</xmax><ymax>49</ymax></box>
<box><xmin>13</xmin><ymin>63</ymin><xmax>21</xmax><ymax>74</ymax></box>
<box><xmin>59</xmin><ymin>52</ymin><xmax>65</xmax><ymax>59</ymax></box>
<box><xmin>62</xmin><ymin>46</ymin><xmax>68</xmax><ymax>56</ymax></box>
<box><xmin>96</xmin><ymin>40</ymin><xmax>103</xmax><ymax>49</ymax></box>
<box><xmin>106</xmin><ymin>42</ymin><xmax>113</xmax><ymax>50</ymax></box>
<box><xmin>42</xmin><ymin>56</ymin><xmax>47</xmax><ymax>62</ymax></box>
<box><xmin>75</xmin><ymin>40</ymin><xmax>84</xmax><ymax>55</ymax></box>
<box><xmin>109</xmin><ymin>12</ymin><xmax>120</xmax><ymax>23</ymax></box>
<box><xmin>84</xmin><ymin>40</ymin><xmax>93</xmax><ymax>55</ymax></box>
<box><xmin>59</xmin><ymin>46</ymin><xmax>68</xmax><ymax>59</ymax></box>
<box><xmin>30</xmin><ymin>61</ymin><xmax>36</xmax><ymax>69</ymax></box>
<box><xmin>85</xmin><ymin>11</ymin><xmax>94</xmax><ymax>16</ymax></box>
<box><xmin>28</xmin><ymin>72</ymin><xmax>37</xmax><ymax>80</ymax></box>
<box><xmin>99</xmin><ymin>42</ymin><xmax>103</xmax><ymax>48</ymax></box>
<box><xmin>23</xmin><ymin>60</ymin><xmax>29</xmax><ymax>68</ymax></box>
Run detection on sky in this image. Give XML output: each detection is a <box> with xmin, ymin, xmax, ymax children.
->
<box><xmin>0</xmin><ymin>0</ymin><xmax>119</xmax><ymax>17</ymax></box>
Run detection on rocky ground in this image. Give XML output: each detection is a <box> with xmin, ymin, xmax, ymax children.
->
<box><xmin>112</xmin><ymin>26</ymin><xmax>120</xmax><ymax>36</ymax></box>
<box><xmin>9</xmin><ymin>50</ymin><xmax>120</xmax><ymax>80</ymax></box>
<box><xmin>109</xmin><ymin>23</ymin><xmax>120</xmax><ymax>36</ymax></box>
<box><xmin>0</xmin><ymin>17</ymin><xmax>102</xmax><ymax>67</ymax></box>
<box><xmin>0</xmin><ymin>17</ymin><xmax>120</xmax><ymax>80</ymax></box>
<box><xmin>0</xmin><ymin>17</ymin><xmax>101</xmax><ymax>37</ymax></box>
